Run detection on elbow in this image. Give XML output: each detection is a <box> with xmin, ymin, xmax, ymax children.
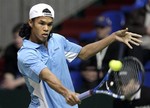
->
<box><xmin>78</xmin><ymin>50</ymin><xmax>90</xmax><ymax>60</ymax></box>
<box><xmin>39</xmin><ymin>68</ymin><xmax>51</xmax><ymax>81</ymax></box>
<box><xmin>80</xmin><ymin>55</ymin><xmax>89</xmax><ymax>61</ymax></box>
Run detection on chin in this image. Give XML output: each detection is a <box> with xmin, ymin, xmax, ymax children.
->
<box><xmin>39</xmin><ymin>37</ymin><xmax>47</xmax><ymax>42</ymax></box>
<box><xmin>42</xmin><ymin>38</ymin><xmax>48</xmax><ymax>43</ymax></box>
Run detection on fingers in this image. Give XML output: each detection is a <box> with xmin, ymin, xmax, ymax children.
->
<box><xmin>124</xmin><ymin>31</ymin><xmax>142</xmax><ymax>49</ymax></box>
<box><xmin>115</xmin><ymin>28</ymin><xmax>143</xmax><ymax>49</ymax></box>
<box><xmin>124</xmin><ymin>28</ymin><xmax>128</xmax><ymax>32</ymax></box>
<box><xmin>66</xmin><ymin>96</ymin><xmax>76</xmax><ymax>106</ymax></box>
<box><xmin>127</xmin><ymin>32</ymin><xmax>142</xmax><ymax>48</ymax></box>
<box><xmin>129</xmin><ymin>40</ymin><xmax>140</xmax><ymax>46</ymax></box>
<box><xmin>120</xmin><ymin>28</ymin><xmax>128</xmax><ymax>34</ymax></box>
<box><xmin>125</xmin><ymin>37</ymin><xmax>142</xmax><ymax>49</ymax></box>
<box><xmin>127</xmin><ymin>32</ymin><xmax>142</xmax><ymax>38</ymax></box>
<box><xmin>131</xmin><ymin>38</ymin><xmax>142</xmax><ymax>46</ymax></box>
<box><xmin>115</xmin><ymin>28</ymin><xmax>128</xmax><ymax>36</ymax></box>
<box><xmin>125</xmin><ymin>41</ymin><xmax>133</xmax><ymax>49</ymax></box>
<box><xmin>130</xmin><ymin>37</ymin><xmax>142</xmax><ymax>44</ymax></box>
<box><xmin>125</xmin><ymin>38</ymin><xmax>141</xmax><ymax>49</ymax></box>
<box><xmin>65</xmin><ymin>92</ymin><xmax>81</xmax><ymax>106</ymax></box>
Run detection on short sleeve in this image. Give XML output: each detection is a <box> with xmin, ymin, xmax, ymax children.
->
<box><xmin>18</xmin><ymin>49</ymin><xmax>47</xmax><ymax>77</ymax></box>
<box><xmin>60</xmin><ymin>36</ymin><xmax>82</xmax><ymax>62</ymax></box>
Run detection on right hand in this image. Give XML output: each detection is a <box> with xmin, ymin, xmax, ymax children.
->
<box><xmin>113</xmin><ymin>28</ymin><xmax>142</xmax><ymax>49</ymax></box>
<box><xmin>63</xmin><ymin>90</ymin><xmax>81</xmax><ymax>106</ymax></box>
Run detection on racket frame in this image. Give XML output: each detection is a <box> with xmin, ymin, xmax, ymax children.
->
<box><xmin>78</xmin><ymin>57</ymin><xmax>144</xmax><ymax>101</ymax></box>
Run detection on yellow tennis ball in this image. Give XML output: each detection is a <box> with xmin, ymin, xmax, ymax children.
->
<box><xmin>109</xmin><ymin>60</ymin><xmax>122</xmax><ymax>71</ymax></box>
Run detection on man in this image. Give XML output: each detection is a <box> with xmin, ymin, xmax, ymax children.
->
<box><xmin>4</xmin><ymin>23</ymin><xmax>23</xmax><ymax>76</ymax></box>
<box><xmin>94</xmin><ymin>16</ymin><xmax>118</xmax><ymax>72</ymax></box>
<box><xmin>113</xmin><ymin>77</ymin><xmax>150</xmax><ymax>108</ymax></box>
<box><xmin>17</xmin><ymin>3</ymin><xmax>142</xmax><ymax>108</ymax></box>
<box><xmin>113</xmin><ymin>86</ymin><xmax>150</xmax><ymax>108</ymax></box>
<box><xmin>80</xmin><ymin>16</ymin><xmax>122</xmax><ymax>78</ymax></box>
<box><xmin>81</xmin><ymin>15</ymin><xmax>143</xmax><ymax>79</ymax></box>
<box><xmin>125</xmin><ymin>0</ymin><xmax>150</xmax><ymax>65</ymax></box>
<box><xmin>78</xmin><ymin>57</ymin><xmax>100</xmax><ymax>93</ymax></box>
<box><xmin>77</xmin><ymin>57</ymin><xmax>111</xmax><ymax>108</ymax></box>
<box><xmin>0</xmin><ymin>23</ymin><xmax>25</xmax><ymax>90</ymax></box>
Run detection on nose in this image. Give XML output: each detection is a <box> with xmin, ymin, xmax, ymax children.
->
<box><xmin>43</xmin><ymin>25</ymin><xmax>49</xmax><ymax>32</ymax></box>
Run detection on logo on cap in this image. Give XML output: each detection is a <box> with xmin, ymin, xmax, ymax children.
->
<box><xmin>42</xmin><ymin>8</ymin><xmax>52</xmax><ymax>17</ymax></box>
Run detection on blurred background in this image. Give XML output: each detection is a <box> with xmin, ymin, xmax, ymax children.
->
<box><xmin>0</xmin><ymin>0</ymin><xmax>97</xmax><ymax>50</ymax></box>
<box><xmin>0</xmin><ymin>0</ymin><xmax>150</xmax><ymax>108</ymax></box>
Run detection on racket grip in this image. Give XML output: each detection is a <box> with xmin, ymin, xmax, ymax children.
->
<box><xmin>78</xmin><ymin>90</ymin><xmax>92</xmax><ymax>100</ymax></box>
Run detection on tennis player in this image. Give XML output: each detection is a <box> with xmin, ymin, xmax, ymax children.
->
<box><xmin>17</xmin><ymin>3</ymin><xmax>142</xmax><ymax>108</ymax></box>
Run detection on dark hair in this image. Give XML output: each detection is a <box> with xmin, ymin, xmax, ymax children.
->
<box><xmin>19</xmin><ymin>23</ymin><xmax>31</xmax><ymax>39</ymax></box>
<box><xmin>12</xmin><ymin>23</ymin><xmax>24</xmax><ymax>34</ymax></box>
<box><xmin>19</xmin><ymin>18</ymin><xmax>53</xmax><ymax>40</ymax></box>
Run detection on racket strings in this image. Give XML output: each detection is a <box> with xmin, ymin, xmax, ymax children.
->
<box><xmin>107</xmin><ymin>72</ymin><xmax>124</xmax><ymax>95</ymax></box>
<box><xmin>118</xmin><ymin>58</ymin><xmax>143</xmax><ymax>97</ymax></box>
<box><xmin>114</xmin><ymin>72</ymin><xmax>123</xmax><ymax>95</ymax></box>
<box><xmin>123</xmin><ymin>60</ymin><xmax>136</xmax><ymax>95</ymax></box>
<box><xmin>111</xmin><ymin>58</ymin><xmax>144</xmax><ymax>98</ymax></box>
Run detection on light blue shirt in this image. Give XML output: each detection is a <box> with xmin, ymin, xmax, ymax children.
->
<box><xmin>17</xmin><ymin>33</ymin><xmax>82</xmax><ymax>108</ymax></box>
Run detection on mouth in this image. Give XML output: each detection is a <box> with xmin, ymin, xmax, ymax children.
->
<box><xmin>42</xmin><ymin>33</ymin><xmax>49</xmax><ymax>37</ymax></box>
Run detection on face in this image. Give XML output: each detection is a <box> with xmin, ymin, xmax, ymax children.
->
<box><xmin>29</xmin><ymin>16</ymin><xmax>53</xmax><ymax>44</ymax></box>
<box><xmin>96</xmin><ymin>26</ymin><xmax>112</xmax><ymax>39</ymax></box>
<box><xmin>13</xmin><ymin>32</ymin><xmax>23</xmax><ymax>49</ymax></box>
<box><xmin>81</xmin><ymin>67</ymin><xmax>98</xmax><ymax>82</ymax></box>
<box><xmin>121</xmin><ymin>79</ymin><xmax>139</xmax><ymax>97</ymax></box>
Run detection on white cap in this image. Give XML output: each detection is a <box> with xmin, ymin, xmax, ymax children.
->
<box><xmin>29</xmin><ymin>3</ymin><xmax>54</xmax><ymax>19</ymax></box>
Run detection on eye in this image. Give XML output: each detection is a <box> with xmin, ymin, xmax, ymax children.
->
<box><xmin>48</xmin><ymin>22</ymin><xmax>53</xmax><ymax>27</ymax></box>
<box><xmin>39</xmin><ymin>22</ymin><xmax>45</xmax><ymax>26</ymax></box>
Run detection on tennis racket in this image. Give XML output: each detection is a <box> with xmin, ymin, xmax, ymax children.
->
<box><xmin>78</xmin><ymin>56</ymin><xmax>144</xmax><ymax>100</ymax></box>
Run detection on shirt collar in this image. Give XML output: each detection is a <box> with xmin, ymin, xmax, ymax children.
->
<box><xmin>23</xmin><ymin>39</ymin><xmax>41</xmax><ymax>49</ymax></box>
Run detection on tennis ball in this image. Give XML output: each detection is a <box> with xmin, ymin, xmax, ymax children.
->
<box><xmin>109</xmin><ymin>60</ymin><xmax>122</xmax><ymax>71</ymax></box>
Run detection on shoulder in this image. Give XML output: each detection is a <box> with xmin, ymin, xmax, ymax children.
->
<box><xmin>17</xmin><ymin>47</ymin><xmax>38</xmax><ymax>62</ymax></box>
<box><xmin>51</xmin><ymin>33</ymin><xmax>66</xmax><ymax>40</ymax></box>
<box><xmin>50</xmin><ymin>33</ymin><xmax>68</xmax><ymax>44</ymax></box>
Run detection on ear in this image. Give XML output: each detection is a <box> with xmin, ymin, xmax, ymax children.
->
<box><xmin>28</xmin><ymin>20</ymin><xmax>33</xmax><ymax>27</ymax></box>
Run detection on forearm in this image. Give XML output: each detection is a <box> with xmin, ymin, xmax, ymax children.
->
<box><xmin>39</xmin><ymin>68</ymin><xmax>69</xmax><ymax>97</ymax></box>
<box><xmin>15</xmin><ymin>77</ymin><xmax>25</xmax><ymax>86</ymax></box>
<box><xmin>78</xmin><ymin>34</ymin><xmax>116</xmax><ymax>60</ymax></box>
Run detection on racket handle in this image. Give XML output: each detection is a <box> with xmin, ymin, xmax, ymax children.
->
<box><xmin>78</xmin><ymin>90</ymin><xmax>92</xmax><ymax>100</ymax></box>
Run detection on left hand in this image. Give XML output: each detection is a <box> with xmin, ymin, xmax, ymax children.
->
<box><xmin>64</xmin><ymin>90</ymin><xmax>81</xmax><ymax>106</ymax></box>
<box><xmin>112</xmin><ymin>28</ymin><xmax>142</xmax><ymax>49</ymax></box>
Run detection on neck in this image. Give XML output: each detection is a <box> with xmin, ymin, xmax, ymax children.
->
<box><xmin>44</xmin><ymin>41</ymin><xmax>48</xmax><ymax>48</ymax></box>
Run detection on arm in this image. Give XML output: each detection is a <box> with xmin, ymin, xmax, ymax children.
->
<box><xmin>78</xmin><ymin>34</ymin><xmax>115</xmax><ymax>60</ymax></box>
<box><xmin>0</xmin><ymin>73</ymin><xmax>25</xmax><ymax>90</ymax></box>
<box><xmin>18</xmin><ymin>49</ymin><xmax>80</xmax><ymax>105</ymax></box>
<box><xmin>78</xmin><ymin>28</ymin><xmax>142</xmax><ymax>60</ymax></box>
<box><xmin>39</xmin><ymin>67</ymin><xmax>80</xmax><ymax>106</ymax></box>
<box><xmin>14</xmin><ymin>77</ymin><xmax>25</xmax><ymax>87</ymax></box>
